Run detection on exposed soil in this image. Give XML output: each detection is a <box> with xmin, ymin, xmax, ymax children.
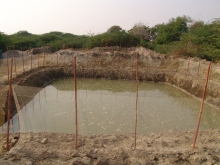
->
<box><xmin>0</xmin><ymin>46</ymin><xmax>220</xmax><ymax>164</ymax></box>
<box><xmin>0</xmin><ymin>129</ymin><xmax>220</xmax><ymax>165</ymax></box>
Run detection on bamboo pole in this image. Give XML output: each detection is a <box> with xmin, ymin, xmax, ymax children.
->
<box><xmin>6</xmin><ymin>58</ymin><xmax>13</xmax><ymax>151</ymax></box>
<box><xmin>192</xmin><ymin>62</ymin><xmax>211</xmax><ymax>149</ymax></box>
<box><xmin>74</xmin><ymin>57</ymin><xmax>78</xmax><ymax>150</ymax></box>
<box><xmin>134</xmin><ymin>52</ymin><xmax>139</xmax><ymax>150</ymax></box>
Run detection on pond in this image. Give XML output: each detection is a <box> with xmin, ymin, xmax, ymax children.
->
<box><xmin>3</xmin><ymin>78</ymin><xmax>220</xmax><ymax>135</ymax></box>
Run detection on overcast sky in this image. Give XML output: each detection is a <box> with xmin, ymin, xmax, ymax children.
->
<box><xmin>1</xmin><ymin>0</ymin><xmax>220</xmax><ymax>35</ymax></box>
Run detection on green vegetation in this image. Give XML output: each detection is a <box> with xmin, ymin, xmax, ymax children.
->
<box><xmin>0</xmin><ymin>32</ymin><xmax>10</xmax><ymax>51</ymax></box>
<box><xmin>0</xmin><ymin>16</ymin><xmax>220</xmax><ymax>61</ymax></box>
<box><xmin>4</xmin><ymin>31</ymin><xmax>88</xmax><ymax>51</ymax></box>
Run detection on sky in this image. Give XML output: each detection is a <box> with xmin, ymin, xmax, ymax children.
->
<box><xmin>1</xmin><ymin>0</ymin><xmax>220</xmax><ymax>35</ymax></box>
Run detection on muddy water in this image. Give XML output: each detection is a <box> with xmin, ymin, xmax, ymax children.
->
<box><xmin>3</xmin><ymin>78</ymin><xmax>220</xmax><ymax>135</ymax></box>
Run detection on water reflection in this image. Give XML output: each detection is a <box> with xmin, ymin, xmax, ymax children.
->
<box><xmin>2</xmin><ymin>78</ymin><xmax>220</xmax><ymax>135</ymax></box>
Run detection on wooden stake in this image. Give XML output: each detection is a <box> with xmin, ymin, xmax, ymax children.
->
<box><xmin>6</xmin><ymin>58</ymin><xmax>13</xmax><ymax>150</ymax></box>
<box><xmin>74</xmin><ymin>57</ymin><xmax>78</xmax><ymax>149</ymax></box>
<box><xmin>134</xmin><ymin>53</ymin><xmax>139</xmax><ymax>150</ymax></box>
<box><xmin>192</xmin><ymin>62</ymin><xmax>211</xmax><ymax>149</ymax></box>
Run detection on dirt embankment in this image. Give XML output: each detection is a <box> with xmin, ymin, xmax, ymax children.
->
<box><xmin>2</xmin><ymin>46</ymin><xmax>52</xmax><ymax>58</ymax></box>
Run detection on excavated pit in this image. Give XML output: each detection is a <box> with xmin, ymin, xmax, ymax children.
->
<box><xmin>1</xmin><ymin>47</ymin><xmax>220</xmax><ymax>165</ymax></box>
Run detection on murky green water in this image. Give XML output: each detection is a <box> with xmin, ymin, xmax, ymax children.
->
<box><xmin>3</xmin><ymin>78</ymin><xmax>220</xmax><ymax>135</ymax></box>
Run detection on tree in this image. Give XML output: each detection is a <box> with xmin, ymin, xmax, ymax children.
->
<box><xmin>155</xmin><ymin>16</ymin><xmax>192</xmax><ymax>44</ymax></box>
<box><xmin>39</xmin><ymin>33</ymin><xmax>60</xmax><ymax>44</ymax></box>
<box><xmin>107</xmin><ymin>25</ymin><xmax>122</xmax><ymax>33</ymax></box>
<box><xmin>148</xmin><ymin>24</ymin><xmax>161</xmax><ymax>41</ymax></box>
<box><xmin>189</xmin><ymin>21</ymin><xmax>204</xmax><ymax>30</ymax></box>
<box><xmin>177</xmin><ymin>20</ymin><xmax>220</xmax><ymax>60</ymax></box>
<box><xmin>131</xmin><ymin>22</ymin><xmax>150</xmax><ymax>41</ymax></box>
<box><xmin>15</xmin><ymin>30</ymin><xmax>32</xmax><ymax>36</ymax></box>
<box><xmin>0</xmin><ymin>32</ymin><xmax>11</xmax><ymax>51</ymax></box>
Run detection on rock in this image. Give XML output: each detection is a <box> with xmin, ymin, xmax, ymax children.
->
<box><xmin>216</xmin><ymin>147</ymin><xmax>220</xmax><ymax>153</ymax></box>
<box><xmin>116</xmin><ymin>148</ymin><xmax>129</xmax><ymax>160</ymax></box>
<box><xmin>200</xmin><ymin>156</ymin><xmax>207</xmax><ymax>161</ymax></box>
<box><xmin>11</xmin><ymin>139</ymin><xmax>18</xmax><ymax>146</ymax></box>
<box><xmin>31</xmin><ymin>46</ymin><xmax>52</xmax><ymax>55</ymax></box>
<box><xmin>72</xmin><ymin>151</ymin><xmax>80</xmax><ymax>157</ymax></box>
<box><xmin>93</xmin><ymin>149</ymin><xmax>99</xmax><ymax>153</ymax></box>
<box><xmin>94</xmin><ymin>157</ymin><xmax>109</xmax><ymax>165</ymax></box>
<box><xmin>108</xmin><ymin>160</ymin><xmax>124</xmax><ymax>165</ymax></box>
<box><xmin>8</xmin><ymin>147</ymin><xmax>21</xmax><ymax>155</ymax></box>
<box><xmin>25</xmin><ymin>160</ymin><xmax>33</xmax><ymax>165</ymax></box>
<box><xmin>13</xmin><ymin>136</ymin><xmax>20</xmax><ymax>140</ymax></box>
<box><xmin>3</xmin><ymin>154</ymin><xmax>11</xmax><ymax>160</ymax></box>
<box><xmin>129</xmin><ymin>157</ymin><xmax>141</xmax><ymax>165</ymax></box>
<box><xmin>78</xmin><ymin>137</ymin><xmax>85</xmax><ymax>147</ymax></box>
<box><xmin>27</xmin><ymin>134</ymin><xmax>33</xmax><ymax>141</ymax></box>
<box><xmin>92</xmin><ymin>139</ymin><xmax>104</xmax><ymax>147</ymax></box>
<box><xmin>41</xmin><ymin>138</ymin><xmax>48</xmax><ymax>144</ymax></box>
<box><xmin>23</xmin><ymin>140</ymin><xmax>28</xmax><ymax>144</ymax></box>
<box><xmin>69</xmin><ymin>157</ymin><xmax>88</xmax><ymax>165</ymax></box>
<box><xmin>161</xmin><ymin>141</ymin><xmax>169</xmax><ymax>147</ymax></box>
